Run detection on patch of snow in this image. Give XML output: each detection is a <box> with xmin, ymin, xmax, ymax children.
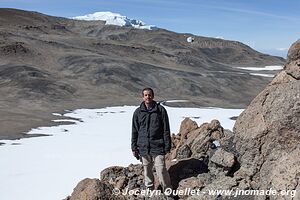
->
<box><xmin>212</xmin><ymin>140</ymin><xmax>221</xmax><ymax>147</ymax></box>
<box><xmin>236</xmin><ymin>65</ymin><xmax>283</xmax><ymax>71</ymax></box>
<box><xmin>52</xmin><ymin>119</ymin><xmax>79</xmax><ymax>123</ymax></box>
<box><xmin>163</xmin><ymin>100</ymin><xmax>189</xmax><ymax>103</ymax></box>
<box><xmin>250</xmin><ymin>73</ymin><xmax>274</xmax><ymax>78</ymax></box>
<box><xmin>52</xmin><ymin>113</ymin><xmax>62</xmax><ymax>116</ymax></box>
<box><xmin>215</xmin><ymin>36</ymin><xmax>224</xmax><ymax>39</ymax></box>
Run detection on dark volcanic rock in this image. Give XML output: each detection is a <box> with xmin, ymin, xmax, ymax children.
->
<box><xmin>0</xmin><ymin>42</ymin><xmax>30</xmax><ymax>55</ymax></box>
<box><xmin>176</xmin><ymin>144</ymin><xmax>193</xmax><ymax>159</ymax></box>
<box><xmin>0</xmin><ymin>64</ymin><xmax>76</xmax><ymax>100</ymax></box>
<box><xmin>168</xmin><ymin>158</ymin><xmax>209</xmax><ymax>189</ymax></box>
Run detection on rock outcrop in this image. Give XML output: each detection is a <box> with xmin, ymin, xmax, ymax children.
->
<box><xmin>66</xmin><ymin>119</ymin><xmax>239</xmax><ymax>199</ymax></box>
<box><xmin>232</xmin><ymin>39</ymin><xmax>300</xmax><ymax>199</ymax></box>
<box><xmin>65</xmin><ymin>178</ymin><xmax>120</xmax><ymax>200</ymax></box>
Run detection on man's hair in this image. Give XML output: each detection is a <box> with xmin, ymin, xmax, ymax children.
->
<box><xmin>142</xmin><ymin>87</ymin><xmax>154</xmax><ymax>96</ymax></box>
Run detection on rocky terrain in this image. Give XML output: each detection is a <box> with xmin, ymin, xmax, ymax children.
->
<box><xmin>66</xmin><ymin>40</ymin><xmax>299</xmax><ymax>199</ymax></box>
<box><xmin>0</xmin><ymin>8</ymin><xmax>285</xmax><ymax>140</ymax></box>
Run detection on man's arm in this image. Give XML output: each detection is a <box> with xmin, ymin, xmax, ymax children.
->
<box><xmin>161</xmin><ymin>106</ymin><xmax>171</xmax><ymax>153</ymax></box>
<box><xmin>131</xmin><ymin>109</ymin><xmax>139</xmax><ymax>152</ymax></box>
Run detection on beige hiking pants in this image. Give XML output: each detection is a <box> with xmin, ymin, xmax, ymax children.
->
<box><xmin>141</xmin><ymin>155</ymin><xmax>172</xmax><ymax>192</ymax></box>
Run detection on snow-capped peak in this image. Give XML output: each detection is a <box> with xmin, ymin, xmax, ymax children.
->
<box><xmin>72</xmin><ymin>11</ymin><xmax>156</xmax><ymax>30</ymax></box>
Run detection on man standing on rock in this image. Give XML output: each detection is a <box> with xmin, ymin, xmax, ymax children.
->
<box><xmin>131</xmin><ymin>87</ymin><xmax>173</xmax><ymax>197</ymax></box>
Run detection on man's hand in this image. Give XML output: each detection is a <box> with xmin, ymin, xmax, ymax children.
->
<box><xmin>132</xmin><ymin>150</ymin><xmax>140</xmax><ymax>160</ymax></box>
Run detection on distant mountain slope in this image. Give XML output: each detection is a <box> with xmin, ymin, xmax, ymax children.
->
<box><xmin>0</xmin><ymin>8</ymin><xmax>285</xmax><ymax>139</ymax></box>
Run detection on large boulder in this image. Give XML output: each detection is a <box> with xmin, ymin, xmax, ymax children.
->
<box><xmin>233</xmin><ymin>39</ymin><xmax>300</xmax><ymax>199</ymax></box>
<box><xmin>165</xmin><ymin>118</ymin><xmax>240</xmax><ymax>199</ymax></box>
<box><xmin>169</xmin><ymin>119</ymin><xmax>224</xmax><ymax>161</ymax></box>
<box><xmin>209</xmin><ymin>148</ymin><xmax>237</xmax><ymax>177</ymax></box>
<box><xmin>178</xmin><ymin>118</ymin><xmax>199</xmax><ymax>141</ymax></box>
<box><xmin>65</xmin><ymin>178</ymin><xmax>122</xmax><ymax>200</ymax></box>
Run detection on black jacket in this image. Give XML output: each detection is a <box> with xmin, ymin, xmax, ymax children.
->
<box><xmin>131</xmin><ymin>101</ymin><xmax>171</xmax><ymax>156</ymax></box>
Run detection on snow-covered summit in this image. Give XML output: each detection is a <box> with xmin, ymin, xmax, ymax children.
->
<box><xmin>72</xmin><ymin>11</ymin><xmax>156</xmax><ymax>30</ymax></box>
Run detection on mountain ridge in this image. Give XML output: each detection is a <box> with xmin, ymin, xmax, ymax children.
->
<box><xmin>0</xmin><ymin>8</ymin><xmax>285</xmax><ymax>140</ymax></box>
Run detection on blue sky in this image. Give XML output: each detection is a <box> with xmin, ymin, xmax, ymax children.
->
<box><xmin>1</xmin><ymin>0</ymin><xmax>299</xmax><ymax>58</ymax></box>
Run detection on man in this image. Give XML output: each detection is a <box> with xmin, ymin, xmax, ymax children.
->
<box><xmin>131</xmin><ymin>88</ymin><xmax>173</xmax><ymax>196</ymax></box>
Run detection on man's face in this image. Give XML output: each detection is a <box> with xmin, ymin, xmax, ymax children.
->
<box><xmin>143</xmin><ymin>90</ymin><xmax>154</xmax><ymax>105</ymax></box>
